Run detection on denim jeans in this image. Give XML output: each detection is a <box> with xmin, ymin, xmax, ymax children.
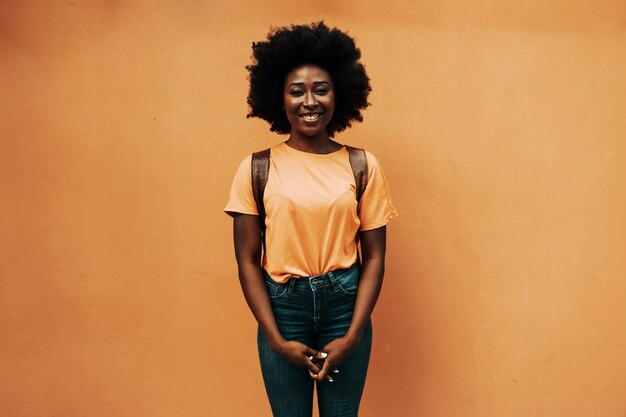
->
<box><xmin>257</xmin><ymin>263</ymin><xmax>373</xmax><ymax>417</ymax></box>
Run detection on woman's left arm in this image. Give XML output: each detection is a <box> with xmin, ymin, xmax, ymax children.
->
<box><xmin>310</xmin><ymin>225</ymin><xmax>387</xmax><ymax>382</ymax></box>
<box><xmin>345</xmin><ymin>225</ymin><xmax>386</xmax><ymax>343</ymax></box>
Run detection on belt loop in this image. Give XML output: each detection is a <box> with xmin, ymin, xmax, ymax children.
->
<box><xmin>327</xmin><ymin>271</ymin><xmax>339</xmax><ymax>291</ymax></box>
<box><xmin>287</xmin><ymin>277</ymin><xmax>296</xmax><ymax>295</ymax></box>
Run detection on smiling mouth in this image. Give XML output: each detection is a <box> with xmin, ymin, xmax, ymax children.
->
<box><xmin>300</xmin><ymin>113</ymin><xmax>322</xmax><ymax>122</ymax></box>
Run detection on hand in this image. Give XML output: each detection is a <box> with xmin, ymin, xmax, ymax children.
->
<box><xmin>274</xmin><ymin>340</ymin><xmax>328</xmax><ymax>377</ymax></box>
<box><xmin>308</xmin><ymin>355</ymin><xmax>340</xmax><ymax>382</ymax></box>
<box><xmin>308</xmin><ymin>336</ymin><xmax>357</xmax><ymax>383</ymax></box>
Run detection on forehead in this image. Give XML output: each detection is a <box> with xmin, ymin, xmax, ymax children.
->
<box><xmin>284</xmin><ymin>64</ymin><xmax>332</xmax><ymax>86</ymax></box>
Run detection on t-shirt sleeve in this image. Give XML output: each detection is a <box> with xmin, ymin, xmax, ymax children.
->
<box><xmin>224</xmin><ymin>154</ymin><xmax>259</xmax><ymax>217</ymax></box>
<box><xmin>357</xmin><ymin>151</ymin><xmax>399</xmax><ymax>231</ymax></box>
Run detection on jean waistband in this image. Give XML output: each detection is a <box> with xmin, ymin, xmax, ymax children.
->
<box><xmin>306</xmin><ymin>262</ymin><xmax>358</xmax><ymax>286</ymax></box>
<box><xmin>265</xmin><ymin>262</ymin><xmax>359</xmax><ymax>290</ymax></box>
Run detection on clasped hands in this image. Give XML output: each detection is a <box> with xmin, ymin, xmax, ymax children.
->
<box><xmin>275</xmin><ymin>336</ymin><xmax>357</xmax><ymax>382</ymax></box>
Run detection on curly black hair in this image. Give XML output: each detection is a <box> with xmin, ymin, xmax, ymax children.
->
<box><xmin>246</xmin><ymin>21</ymin><xmax>372</xmax><ymax>137</ymax></box>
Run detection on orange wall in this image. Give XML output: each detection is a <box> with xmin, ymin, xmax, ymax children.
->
<box><xmin>2</xmin><ymin>1</ymin><xmax>626</xmax><ymax>416</ymax></box>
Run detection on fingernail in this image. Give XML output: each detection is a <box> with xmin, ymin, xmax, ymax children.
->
<box><xmin>307</xmin><ymin>356</ymin><xmax>313</xmax><ymax>361</ymax></box>
<box><xmin>328</xmin><ymin>378</ymin><xmax>334</xmax><ymax>382</ymax></box>
<box><xmin>333</xmin><ymin>369</ymin><xmax>339</xmax><ymax>373</ymax></box>
<box><xmin>320</xmin><ymin>352</ymin><xmax>328</xmax><ymax>358</ymax></box>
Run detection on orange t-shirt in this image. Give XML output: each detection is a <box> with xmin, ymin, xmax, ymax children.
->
<box><xmin>224</xmin><ymin>141</ymin><xmax>398</xmax><ymax>283</ymax></box>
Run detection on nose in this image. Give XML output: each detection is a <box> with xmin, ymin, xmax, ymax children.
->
<box><xmin>303</xmin><ymin>90</ymin><xmax>317</xmax><ymax>108</ymax></box>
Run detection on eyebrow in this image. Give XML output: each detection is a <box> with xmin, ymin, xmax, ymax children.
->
<box><xmin>288</xmin><ymin>81</ymin><xmax>331</xmax><ymax>87</ymax></box>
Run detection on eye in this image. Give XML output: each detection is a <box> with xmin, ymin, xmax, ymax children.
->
<box><xmin>315</xmin><ymin>88</ymin><xmax>329</xmax><ymax>95</ymax></box>
<box><xmin>289</xmin><ymin>90</ymin><xmax>304</xmax><ymax>96</ymax></box>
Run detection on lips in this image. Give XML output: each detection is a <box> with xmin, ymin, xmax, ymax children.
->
<box><xmin>300</xmin><ymin>112</ymin><xmax>322</xmax><ymax>122</ymax></box>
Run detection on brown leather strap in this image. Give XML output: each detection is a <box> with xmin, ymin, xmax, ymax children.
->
<box><xmin>345</xmin><ymin>145</ymin><xmax>369</xmax><ymax>270</ymax></box>
<box><xmin>345</xmin><ymin>145</ymin><xmax>368</xmax><ymax>202</ymax></box>
<box><xmin>251</xmin><ymin>148</ymin><xmax>270</xmax><ymax>260</ymax></box>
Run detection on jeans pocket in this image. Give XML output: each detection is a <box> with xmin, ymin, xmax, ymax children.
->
<box><xmin>263</xmin><ymin>275</ymin><xmax>289</xmax><ymax>299</ymax></box>
<box><xmin>336</xmin><ymin>266</ymin><xmax>359</xmax><ymax>296</ymax></box>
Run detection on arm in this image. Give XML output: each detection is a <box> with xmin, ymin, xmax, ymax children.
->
<box><xmin>232</xmin><ymin>213</ymin><xmax>327</xmax><ymax>372</ymax></box>
<box><xmin>345</xmin><ymin>225</ymin><xmax>386</xmax><ymax>343</ymax></box>
<box><xmin>309</xmin><ymin>225</ymin><xmax>387</xmax><ymax>381</ymax></box>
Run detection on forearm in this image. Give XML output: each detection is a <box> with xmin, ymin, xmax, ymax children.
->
<box><xmin>344</xmin><ymin>256</ymin><xmax>384</xmax><ymax>344</ymax></box>
<box><xmin>237</xmin><ymin>261</ymin><xmax>286</xmax><ymax>350</ymax></box>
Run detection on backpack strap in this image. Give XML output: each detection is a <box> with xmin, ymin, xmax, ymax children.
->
<box><xmin>345</xmin><ymin>145</ymin><xmax>369</xmax><ymax>270</ymax></box>
<box><xmin>251</xmin><ymin>148</ymin><xmax>270</xmax><ymax>261</ymax></box>
<box><xmin>345</xmin><ymin>145</ymin><xmax>369</xmax><ymax>202</ymax></box>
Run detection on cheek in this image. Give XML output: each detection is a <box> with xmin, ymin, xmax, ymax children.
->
<box><xmin>283</xmin><ymin>102</ymin><xmax>299</xmax><ymax>124</ymax></box>
<box><xmin>283</xmin><ymin>97</ymin><xmax>298</xmax><ymax>113</ymax></box>
<box><xmin>327</xmin><ymin>94</ymin><xmax>337</xmax><ymax>110</ymax></box>
<box><xmin>284</xmin><ymin>103</ymin><xmax>298</xmax><ymax>117</ymax></box>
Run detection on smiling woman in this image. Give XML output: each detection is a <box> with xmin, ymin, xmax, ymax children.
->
<box><xmin>224</xmin><ymin>21</ymin><xmax>398</xmax><ymax>417</ymax></box>
<box><xmin>245</xmin><ymin>22</ymin><xmax>371</xmax><ymax>138</ymax></box>
<box><xmin>283</xmin><ymin>65</ymin><xmax>337</xmax><ymax>147</ymax></box>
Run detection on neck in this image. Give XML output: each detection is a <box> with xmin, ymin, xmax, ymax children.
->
<box><xmin>285</xmin><ymin>132</ymin><xmax>340</xmax><ymax>154</ymax></box>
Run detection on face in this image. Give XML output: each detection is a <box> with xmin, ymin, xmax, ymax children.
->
<box><xmin>283</xmin><ymin>64</ymin><xmax>335</xmax><ymax>138</ymax></box>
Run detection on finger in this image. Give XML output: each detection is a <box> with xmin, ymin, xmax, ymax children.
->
<box><xmin>306</xmin><ymin>355</ymin><xmax>323</xmax><ymax>368</ymax></box>
<box><xmin>317</xmin><ymin>357</ymin><xmax>333</xmax><ymax>382</ymax></box>
<box><xmin>305</xmin><ymin>357</ymin><xmax>321</xmax><ymax>374</ymax></box>
<box><xmin>305</xmin><ymin>348</ymin><xmax>329</xmax><ymax>361</ymax></box>
<box><xmin>305</xmin><ymin>350</ymin><xmax>327</xmax><ymax>368</ymax></box>
<box><xmin>309</xmin><ymin>369</ymin><xmax>334</xmax><ymax>382</ymax></box>
<box><xmin>304</xmin><ymin>347</ymin><xmax>321</xmax><ymax>358</ymax></box>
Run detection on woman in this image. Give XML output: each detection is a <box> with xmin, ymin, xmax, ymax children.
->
<box><xmin>224</xmin><ymin>22</ymin><xmax>398</xmax><ymax>417</ymax></box>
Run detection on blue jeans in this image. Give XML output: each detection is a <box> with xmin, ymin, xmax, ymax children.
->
<box><xmin>257</xmin><ymin>263</ymin><xmax>373</xmax><ymax>417</ymax></box>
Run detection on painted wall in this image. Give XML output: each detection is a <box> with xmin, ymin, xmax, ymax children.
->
<box><xmin>1</xmin><ymin>1</ymin><xmax>625</xmax><ymax>416</ymax></box>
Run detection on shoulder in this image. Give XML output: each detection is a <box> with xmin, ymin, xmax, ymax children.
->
<box><xmin>364</xmin><ymin>150</ymin><xmax>385</xmax><ymax>178</ymax></box>
<box><xmin>363</xmin><ymin>149</ymin><xmax>380</xmax><ymax>164</ymax></box>
<box><xmin>233</xmin><ymin>143</ymin><xmax>280</xmax><ymax>171</ymax></box>
<box><xmin>349</xmin><ymin>147</ymin><xmax>381</xmax><ymax>176</ymax></box>
<box><xmin>345</xmin><ymin>145</ymin><xmax>379</xmax><ymax>163</ymax></box>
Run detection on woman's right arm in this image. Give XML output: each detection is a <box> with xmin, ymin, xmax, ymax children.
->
<box><xmin>232</xmin><ymin>213</ymin><xmax>327</xmax><ymax>373</ymax></box>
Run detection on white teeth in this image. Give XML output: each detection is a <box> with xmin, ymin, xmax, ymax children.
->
<box><xmin>302</xmin><ymin>114</ymin><xmax>320</xmax><ymax>121</ymax></box>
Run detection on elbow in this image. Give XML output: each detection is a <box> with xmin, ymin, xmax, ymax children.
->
<box><xmin>362</xmin><ymin>254</ymin><xmax>385</xmax><ymax>271</ymax></box>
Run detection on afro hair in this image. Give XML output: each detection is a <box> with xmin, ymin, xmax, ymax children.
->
<box><xmin>246</xmin><ymin>21</ymin><xmax>372</xmax><ymax>138</ymax></box>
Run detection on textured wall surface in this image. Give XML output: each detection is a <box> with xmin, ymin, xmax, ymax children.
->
<box><xmin>1</xmin><ymin>1</ymin><xmax>626</xmax><ymax>416</ymax></box>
